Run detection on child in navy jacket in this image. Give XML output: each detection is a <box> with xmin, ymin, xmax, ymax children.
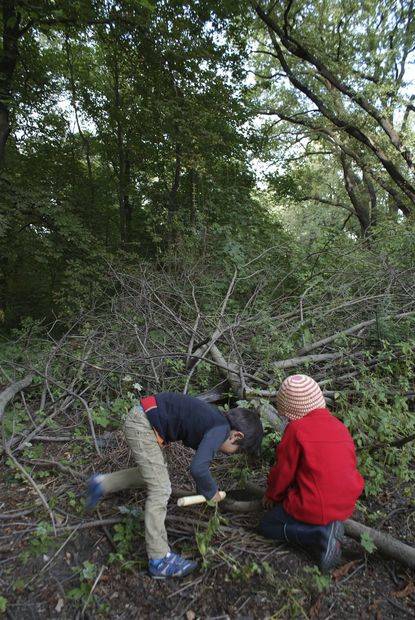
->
<box><xmin>260</xmin><ymin>375</ymin><xmax>364</xmax><ymax>572</ymax></box>
<box><xmin>87</xmin><ymin>393</ymin><xmax>263</xmax><ymax>579</ymax></box>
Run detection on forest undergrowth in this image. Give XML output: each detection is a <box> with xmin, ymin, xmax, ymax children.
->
<box><xmin>1</xmin><ymin>228</ymin><xmax>414</xmax><ymax>619</ymax></box>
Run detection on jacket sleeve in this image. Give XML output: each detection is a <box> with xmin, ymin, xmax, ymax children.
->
<box><xmin>190</xmin><ymin>425</ymin><xmax>230</xmax><ymax>500</ymax></box>
<box><xmin>266</xmin><ymin>423</ymin><xmax>301</xmax><ymax>503</ymax></box>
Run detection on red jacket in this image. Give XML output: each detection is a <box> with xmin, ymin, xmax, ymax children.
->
<box><xmin>266</xmin><ymin>408</ymin><xmax>364</xmax><ymax>525</ymax></box>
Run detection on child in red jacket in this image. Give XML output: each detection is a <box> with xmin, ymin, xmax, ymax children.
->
<box><xmin>260</xmin><ymin>374</ymin><xmax>364</xmax><ymax>572</ymax></box>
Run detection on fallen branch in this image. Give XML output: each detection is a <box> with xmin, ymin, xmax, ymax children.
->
<box><xmin>32</xmin><ymin>371</ymin><xmax>101</xmax><ymax>456</ymax></box>
<box><xmin>2</xmin><ymin>443</ymin><xmax>57</xmax><ymax>534</ymax></box>
<box><xmin>366</xmin><ymin>432</ymin><xmax>415</xmax><ymax>453</ymax></box>
<box><xmin>209</xmin><ymin>344</ymin><xmax>243</xmax><ymax>398</ymax></box>
<box><xmin>273</xmin><ymin>352</ymin><xmax>344</xmax><ymax>370</ymax></box>
<box><xmin>0</xmin><ymin>374</ymin><xmax>34</xmax><ymax>422</ymax></box>
<box><xmin>344</xmin><ymin>519</ymin><xmax>415</xmax><ymax>569</ymax></box>
<box><xmin>20</xmin><ymin>458</ymin><xmax>85</xmax><ymax>480</ymax></box>
<box><xmin>297</xmin><ymin>309</ymin><xmax>415</xmax><ymax>356</ymax></box>
<box><xmin>0</xmin><ymin>375</ymin><xmax>56</xmax><ymax>532</ymax></box>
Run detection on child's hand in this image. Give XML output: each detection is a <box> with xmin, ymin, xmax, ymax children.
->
<box><xmin>262</xmin><ymin>495</ymin><xmax>275</xmax><ymax>510</ymax></box>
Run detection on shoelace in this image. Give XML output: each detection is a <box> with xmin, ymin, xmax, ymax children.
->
<box><xmin>151</xmin><ymin>553</ymin><xmax>193</xmax><ymax>575</ymax></box>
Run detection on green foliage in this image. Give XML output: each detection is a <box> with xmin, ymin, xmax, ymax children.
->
<box><xmin>230</xmin><ymin>560</ymin><xmax>262</xmax><ymax>581</ymax></box>
<box><xmin>67</xmin><ymin>560</ymin><xmax>103</xmax><ymax>609</ymax></box>
<box><xmin>360</xmin><ymin>532</ymin><xmax>377</xmax><ymax>554</ymax></box>
<box><xmin>228</xmin><ymin>457</ymin><xmax>252</xmax><ymax>487</ymax></box>
<box><xmin>261</xmin><ymin>427</ymin><xmax>283</xmax><ymax>465</ymax></box>
<box><xmin>66</xmin><ymin>490</ymin><xmax>79</xmax><ymax>511</ymax></box>
<box><xmin>303</xmin><ymin>566</ymin><xmax>331</xmax><ymax>593</ymax></box>
<box><xmin>22</xmin><ymin>443</ymin><xmax>44</xmax><ymax>460</ymax></box>
<box><xmin>2</xmin><ymin>402</ymin><xmax>27</xmax><ymax>438</ymax></box>
<box><xmin>338</xmin><ymin>340</ymin><xmax>415</xmax><ymax>495</ymax></box>
<box><xmin>91</xmin><ymin>406</ymin><xmax>112</xmax><ymax>429</ymax></box>
<box><xmin>195</xmin><ymin>508</ymin><xmax>225</xmax><ymax>566</ymax></box>
<box><xmin>108</xmin><ymin>511</ymin><xmax>144</xmax><ymax>571</ymax></box>
<box><xmin>20</xmin><ymin>521</ymin><xmax>55</xmax><ymax>564</ymax></box>
<box><xmin>265</xmin><ymin>566</ymin><xmax>331</xmax><ymax>617</ymax></box>
<box><xmin>0</xmin><ymin>596</ymin><xmax>7</xmax><ymax>614</ymax></box>
<box><xmin>0</xmin><ymin>0</ymin><xmax>263</xmax><ymax>328</ymax></box>
<box><xmin>253</xmin><ymin>0</ymin><xmax>415</xmax><ymax>237</ymax></box>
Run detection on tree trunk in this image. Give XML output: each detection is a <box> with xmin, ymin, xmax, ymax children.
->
<box><xmin>117</xmin><ymin>149</ymin><xmax>131</xmax><ymax>247</ymax></box>
<box><xmin>167</xmin><ymin>143</ymin><xmax>182</xmax><ymax>227</ymax></box>
<box><xmin>65</xmin><ymin>36</ymin><xmax>95</xmax><ymax>211</ymax></box>
<box><xmin>113</xmin><ymin>57</ymin><xmax>131</xmax><ymax>247</ymax></box>
<box><xmin>0</xmin><ymin>0</ymin><xmax>20</xmax><ymax>169</ymax></box>
<box><xmin>340</xmin><ymin>153</ymin><xmax>372</xmax><ymax>237</ymax></box>
<box><xmin>0</xmin><ymin>105</ymin><xmax>10</xmax><ymax>166</ymax></box>
<box><xmin>189</xmin><ymin>168</ymin><xmax>197</xmax><ymax>228</ymax></box>
<box><xmin>123</xmin><ymin>155</ymin><xmax>132</xmax><ymax>243</ymax></box>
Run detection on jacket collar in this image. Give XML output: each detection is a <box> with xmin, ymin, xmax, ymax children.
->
<box><xmin>289</xmin><ymin>408</ymin><xmax>330</xmax><ymax>423</ymax></box>
<box><xmin>303</xmin><ymin>407</ymin><xmax>331</xmax><ymax>417</ymax></box>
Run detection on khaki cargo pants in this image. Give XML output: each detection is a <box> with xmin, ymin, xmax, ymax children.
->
<box><xmin>99</xmin><ymin>403</ymin><xmax>171</xmax><ymax>560</ymax></box>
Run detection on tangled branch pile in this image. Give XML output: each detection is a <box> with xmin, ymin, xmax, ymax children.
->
<box><xmin>1</xmin><ymin>242</ymin><xmax>415</xmax><ymax>616</ymax></box>
<box><xmin>2</xmin><ymin>242</ymin><xmax>415</xmax><ymax>489</ymax></box>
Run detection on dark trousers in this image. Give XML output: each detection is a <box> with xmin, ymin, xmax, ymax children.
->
<box><xmin>259</xmin><ymin>504</ymin><xmax>332</xmax><ymax>549</ymax></box>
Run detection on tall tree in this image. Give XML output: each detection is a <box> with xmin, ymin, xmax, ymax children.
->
<box><xmin>0</xmin><ymin>0</ymin><xmax>20</xmax><ymax>167</ymax></box>
<box><xmin>250</xmin><ymin>0</ymin><xmax>415</xmax><ymax>233</ymax></box>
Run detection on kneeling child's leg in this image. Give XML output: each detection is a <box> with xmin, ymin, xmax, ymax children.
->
<box><xmin>259</xmin><ymin>504</ymin><xmax>296</xmax><ymax>541</ymax></box>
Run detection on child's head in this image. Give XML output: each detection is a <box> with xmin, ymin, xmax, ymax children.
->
<box><xmin>275</xmin><ymin>374</ymin><xmax>326</xmax><ymax>421</ymax></box>
<box><xmin>220</xmin><ymin>407</ymin><xmax>263</xmax><ymax>455</ymax></box>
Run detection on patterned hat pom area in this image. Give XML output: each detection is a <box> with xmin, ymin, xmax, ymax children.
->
<box><xmin>276</xmin><ymin>374</ymin><xmax>326</xmax><ymax>421</ymax></box>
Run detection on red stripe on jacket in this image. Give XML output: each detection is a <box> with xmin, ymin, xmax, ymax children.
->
<box><xmin>140</xmin><ymin>395</ymin><xmax>158</xmax><ymax>412</ymax></box>
<box><xmin>266</xmin><ymin>408</ymin><xmax>364</xmax><ymax>525</ymax></box>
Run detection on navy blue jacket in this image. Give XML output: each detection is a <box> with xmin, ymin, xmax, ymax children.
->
<box><xmin>143</xmin><ymin>392</ymin><xmax>230</xmax><ymax>499</ymax></box>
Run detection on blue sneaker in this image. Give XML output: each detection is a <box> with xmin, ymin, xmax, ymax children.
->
<box><xmin>148</xmin><ymin>552</ymin><xmax>198</xmax><ymax>579</ymax></box>
<box><xmin>86</xmin><ymin>474</ymin><xmax>104</xmax><ymax>510</ymax></box>
<box><xmin>319</xmin><ymin>521</ymin><xmax>344</xmax><ymax>573</ymax></box>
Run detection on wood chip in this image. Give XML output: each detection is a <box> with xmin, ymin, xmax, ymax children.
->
<box><xmin>392</xmin><ymin>580</ymin><xmax>415</xmax><ymax>599</ymax></box>
<box><xmin>332</xmin><ymin>559</ymin><xmax>360</xmax><ymax>581</ymax></box>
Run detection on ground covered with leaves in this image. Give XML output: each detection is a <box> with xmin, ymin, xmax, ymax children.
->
<box><xmin>1</xmin><ymin>437</ymin><xmax>414</xmax><ymax>619</ymax></box>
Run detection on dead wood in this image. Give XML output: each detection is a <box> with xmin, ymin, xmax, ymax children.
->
<box><xmin>297</xmin><ymin>309</ymin><xmax>415</xmax><ymax>356</ymax></box>
<box><xmin>273</xmin><ymin>352</ymin><xmax>345</xmax><ymax>369</ymax></box>
<box><xmin>0</xmin><ymin>374</ymin><xmax>34</xmax><ymax>422</ymax></box>
<box><xmin>344</xmin><ymin>519</ymin><xmax>415</xmax><ymax>569</ymax></box>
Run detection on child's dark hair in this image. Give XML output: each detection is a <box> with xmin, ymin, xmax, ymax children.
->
<box><xmin>225</xmin><ymin>407</ymin><xmax>263</xmax><ymax>454</ymax></box>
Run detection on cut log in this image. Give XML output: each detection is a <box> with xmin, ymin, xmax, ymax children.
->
<box><xmin>344</xmin><ymin>519</ymin><xmax>415</xmax><ymax>569</ymax></box>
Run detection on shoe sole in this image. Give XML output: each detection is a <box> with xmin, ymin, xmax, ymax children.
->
<box><xmin>149</xmin><ymin>565</ymin><xmax>197</xmax><ymax>580</ymax></box>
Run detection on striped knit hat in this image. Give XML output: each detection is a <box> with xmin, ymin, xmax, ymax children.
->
<box><xmin>276</xmin><ymin>374</ymin><xmax>326</xmax><ymax>421</ymax></box>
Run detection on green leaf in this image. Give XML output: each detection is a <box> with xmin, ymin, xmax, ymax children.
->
<box><xmin>0</xmin><ymin>596</ymin><xmax>7</xmax><ymax>613</ymax></box>
<box><xmin>6</xmin><ymin>17</ymin><xmax>17</xmax><ymax>29</ymax></box>
<box><xmin>360</xmin><ymin>531</ymin><xmax>376</xmax><ymax>554</ymax></box>
<box><xmin>139</xmin><ymin>0</ymin><xmax>155</xmax><ymax>9</ymax></box>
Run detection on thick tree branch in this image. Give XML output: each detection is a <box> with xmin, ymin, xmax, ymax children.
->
<box><xmin>251</xmin><ymin>0</ymin><xmax>415</xmax><ymax>174</ymax></box>
<box><xmin>298</xmin><ymin>195</ymin><xmax>354</xmax><ymax>213</ymax></box>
